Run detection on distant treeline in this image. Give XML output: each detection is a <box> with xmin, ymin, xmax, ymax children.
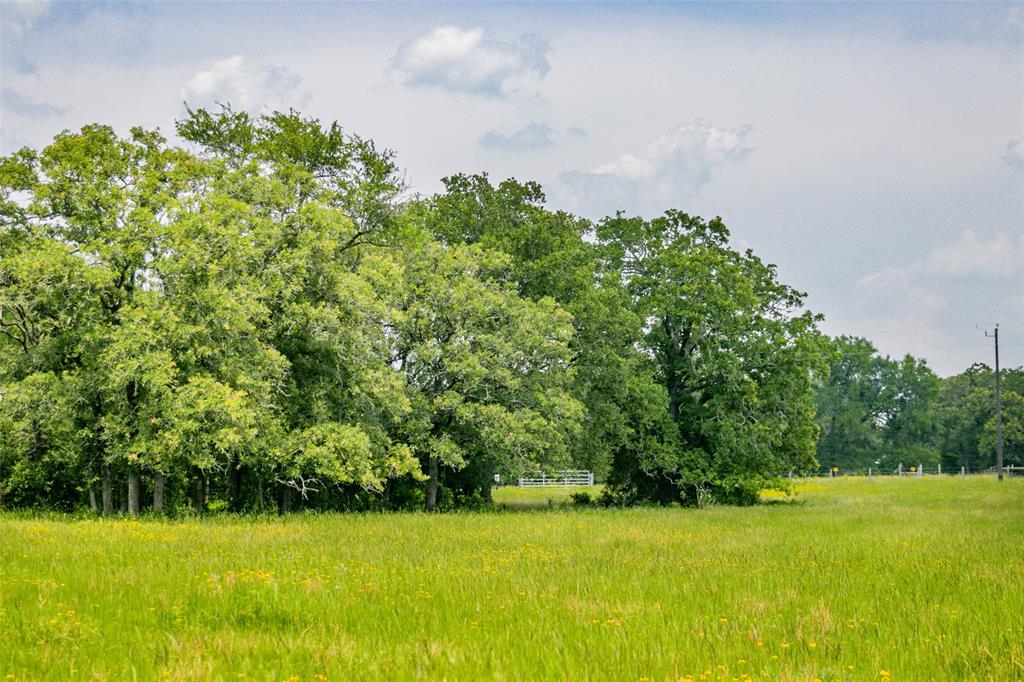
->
<box><xmin>816</xmin><ymin>341</ymin><xmax>1022</xmax><ymax>474</ymax></box>
<box><xmin>0</xmin><ymin>108</ymin><xmax>1012</xmax><ymax>514</ymax></box>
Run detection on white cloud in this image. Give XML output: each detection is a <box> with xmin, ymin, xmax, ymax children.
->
<box><xmin>852</xmin><ymin>230</ymin><xmax>1021</xmax><ymax>340</ymax></box>
<box><xmin>856</xmin><ymin>266</ymin><xmax>948</xmax><ymax>317</ymax></box>
<box><xmin>923</xmin><ymin>230</ymin><xmax>1022</xmax><ymax>279</ymax></box>
<box><xmin>179</xmin><ymin>55</ymin><xmax>309</xmax><ymax>114</ymax></box>
<box><xmin>0</xmin><ymin>0</ymin><xmax>51</xmax><ymax>34</ymax></box>
<box><xmin>0</xmin><ymin>3</ymin><xmax>1016</xmax><ymax>375</ymax></box>
<box><xmin>0</xmin><ymin>88</ymin><xmax>65</xmax><ymax>118</ymax></box>
<box><xmin>479</xmin><ymin>122</ymin><xmax>555</xmax><ymax>152</ymax></box>
<box><xmin>1003</xmin><ymin>138</ymin><xmax>1024</xmax><ymax>169</ymax></box>
<box><xmin>558</xmin><ymin>120</ymin><xmax>752</xmax><ymax>217</ymax></box>
<box><xmin>391</xmin><ymin>26</ymin><xmax>550</xmax><ymax>98</ymax></box>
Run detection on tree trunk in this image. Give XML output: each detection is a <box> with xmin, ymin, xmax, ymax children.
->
<box><xmin>228</xmin><ymin>461</ymin><xmax>243</xmax><ymax>511</ymax></box>
<box><xmin>256</xmin><ymin>477</ymin><xmax>265</xmax><ymax>513</ymax></box>
<box><xmin>101</xmin><ymin>463</ymin><xmax>113</xmax><ymax>516</ymax></box>
<box><xmin>667</xmin><ymin>373</ymin><xmax>686</xmax><ymax>423</ymax></box>
<box><xmin>425</xmin><ymin>455</ymin><xmax>440</xmax><ymax>512</ymax></box>
<box><xmin>191</xmin><ymin>476</ymin><xmax>206</xmax><ymax>514</ymax></box>
<box><xmin>88</xmin><ymin>485</ymin><xmax>98</xmax><ymax>514</ymax></box>
<box><xmin>127</xmin><ymin>468</ymin><xmax>141</xmax><ymax>516</ymax></box>
<box><xmin>278</xmin><ymin>486</ymin><xmax>292</xmax><ymax>515</ymax></box>
<box><xmin>153</xmin><ymin>472</ymin><xmax>165</xmax><ymax>513</ymax></box>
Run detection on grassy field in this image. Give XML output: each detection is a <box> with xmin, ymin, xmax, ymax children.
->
<box><xmin>1</xmin><ymin>478</ymin><xmax>1022</xmax><ymax>681</ymax></box>
<box><xmin>492</xmin><ymin>484</ymin><xmax>603</xmax><ymax>508</ymax></box>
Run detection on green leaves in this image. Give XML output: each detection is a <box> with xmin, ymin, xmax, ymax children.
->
<box><xmin>935</xmin><ymin>364</ymin><xmax>1024</xmax><ymax>470</ymax></box>
<box><xmin>0</xmin><ymin>111</ymin><xmax>420</xmax><ymax>511</ymax></box>
<box><xmin>598</xmin><ymin>211</ymin><xmax>827</xmax><ymax>503</ymax></box>
<box><xmin>816</xmin><ymin>336</ymin><xmax>940</xmax><ymax>472</ymax></box>
<box><xmin>159</xmin><ymin>376</ymin><xmax>261</xmax><ymax>473</ymax></box>
<box><xmin>1</xmin><ymin>106</ymin><xmax>886</xmax><ymax>512</ymax></box>
<box><xmin>368</xmin><ymin>240</ymin><xmax>582</xmax><ymax>488</ymax></box>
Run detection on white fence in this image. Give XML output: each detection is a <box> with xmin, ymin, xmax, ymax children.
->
<box><xmin>805</xmin><ymin>464</ymin><xmax>1023</xmax><ymax>478</ymax></box>
<box><xmin>518</xmin><ymin>470</ymin><xmax>594</xmax><ymax>487</ymax></box>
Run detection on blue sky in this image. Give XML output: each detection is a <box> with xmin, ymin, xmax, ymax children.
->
<box><xmin>2</xmin><ymin>1</ymin><xmax>1022</xmax><ymax>374</ymax></box>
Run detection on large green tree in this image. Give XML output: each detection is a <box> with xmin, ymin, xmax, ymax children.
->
<box><xmin>363</xmin><ymin>240</ymin><xmax>582</xmax><ymax>510</ymax></box>
<box><xmin>1</xmin><ymin>125</ymin><xmax>196</xmax><ymax>513</ymax></box>
<box><xmin>0</xmin><ymin>109</ymin><xmax>422</xmax><ymax>513</ymax></box>
<box><xmin>424</xmin><ymin>174</ymin><xmax>667</xmax><ymax>482</ymax></box>
<box><xmin>598</xmin><ymin>211</ymin><xmax>828</xmax><ymax>504</ymax></box>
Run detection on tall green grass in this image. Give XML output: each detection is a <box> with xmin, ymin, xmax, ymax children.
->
<box><xmin>492</xmin><ymin>484</ymin><xmax>603</xmax><ymax>508</ymax></box>
<box><xmin>1</xmin><ymin>477</ymin><xmax>1021</xmax><ymax>681</ymax></box>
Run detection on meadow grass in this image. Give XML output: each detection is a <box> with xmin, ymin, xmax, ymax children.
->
<box><xmin>1</xmin><ymin>477</ymin><xmax>1021</xmax><ymax>681</ymax></box>
<box><xmin>492</xmin><ymin>484</ymin><xmax>603</xmax><ymax>508</ymax></box>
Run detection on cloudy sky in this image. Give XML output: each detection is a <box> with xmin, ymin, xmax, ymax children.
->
<box><xmin>2</xmin><ymin>1</ymin><xmax>1022</xmax><ymax>375</ymax></box>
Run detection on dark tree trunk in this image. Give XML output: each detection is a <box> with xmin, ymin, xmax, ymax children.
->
<box><xmin>668</xmin><ymin>383</ymin><xmax>682</xmax><ymax>422</ymax></box>
<box><xmin>191</xmin><ymin>476</ymin><xmax>206</xmax><ymax>514</ymax></box>
<box><xmin>256</xmin><ymin>477</ymin><xmax>265</xmax><ymax>512</ymax></box>
<box><xmin>228</xmin><ymin>461</ymin><xmax>243</xmax><ymax>511</ymax></box>
<box><xmin>661</xmin><ymin>316</ymin><xmax>691</xmax><ymax>424</ymax></box>
<box><xmin>278</xmin><ymin>486</ymin><xmax>292</xmax><ymax>515</ymax></box>
<box><xmin>101</xmin><ymin>463</ymin><xmax>113</xmax><ymax>516</ymax></box>
<box><xmin>425</xmin><ymin>455</ymin><xmax>440</xmax><ymax>512</ymax></box>
<box><xmin>481</xmin><ymin>475</ymin><xmax>493</xmax><ymax>504</ymax></box>
<box><xmin>153</xmin><ymin>472</ymin><xmax>165</xmax><ymax>513</ymax></box>
<box><xmin>88</xmin><ymin>485</ymin><xmax>98</xmax><ymax>514</ymax></box>
<box><xmin>127</xmin><ymin>468</ymin><xmax>140</xmax><ymax>516</ymax></box>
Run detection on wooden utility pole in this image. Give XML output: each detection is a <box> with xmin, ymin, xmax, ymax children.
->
<box><xmin>985</xmin><ymin>324</ymin><xmax>1004</xmax><ymax>481</ymax></box>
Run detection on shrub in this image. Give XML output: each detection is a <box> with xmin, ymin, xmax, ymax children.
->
<box><xmin>569</xmin><ymin>491</ymin><xmax>592</xmax><ymax>506</ymax></box>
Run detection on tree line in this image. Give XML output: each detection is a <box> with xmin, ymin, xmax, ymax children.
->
<box><xmin>0</xmin><ymin>108</ymin><xmax>1010</xmax><ymax>514</ymax></box>
<box><xmin>815</xmin><ymin>337</ymin><xmax>1022</xmax><ymax>474</ymax></box>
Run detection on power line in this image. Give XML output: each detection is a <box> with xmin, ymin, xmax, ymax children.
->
<box><xmin>830</xmin><ymin>343</ymin><xmax>997</xmax><ymax>358</ymax></box>
<box><xmin>849</xmin><ymin>324</ymin><xmax>995</xmax><ymax>335</ymax></box>
<box><xmin>832</xmin><ymin>323</ymin><xmax>1024</xmax><ymax>336</ymax></box>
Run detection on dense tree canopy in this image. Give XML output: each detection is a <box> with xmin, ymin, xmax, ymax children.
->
<box><xmin>422</xmin><ymin>174</ymin><xmax>662</xmax><ymax>484</ymax></box>
<box><xmin>816</xmin><ymin>345</ymin><xmax>1021</xmax><ymax>474</ymax></box>
<box><xmin>596</xmin><ymin>211</ymin><xmax>828</xmax><ymax>504</ymax></box>
<box><xmin>815</xmin><ymin>336</ymin><xmax>940</xmax><ymax>472</ymax></box>
<box><xmin>1</xmin><ymin>107</ymin><xmax>1014</xmax><ymax>514</ymax></box>
<box><xmin>934</xmin><ymin>363</ymin><xmax>1024</xmax><ymax>472</ymax></box>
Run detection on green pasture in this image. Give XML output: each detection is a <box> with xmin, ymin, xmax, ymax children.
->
<box><xmin>491</xmin><ymin>484</ymin><xmax>603</xmax><ymax>508</ymax></box>
<box><xmin>1</xmin><ymin>477</ymin><xmax>1021</xmax><ymax>681</ymax></box>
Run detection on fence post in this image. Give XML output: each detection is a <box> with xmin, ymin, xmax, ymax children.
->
<box><xmin>937</xmin><ymin>463</ymin><xmax>941</xmax><ymax>475</ymax></box>
<box><xmin>868</xmin><ymin>467</ymin><xmax>872</xmax><ymax>478</ymax></box>
<box><xmin>918</xmin><ymin>464</ymin><xmax>923</xmax><ymax>477</ymax></box>
<box><xmin>961</xmin><ymin>466</ymin><xmax>966</xmax><ymax>477</ymax></box>
<box><xmin>898</xmin><ymin>463</ymin><xmax>903</xmax><ymax>477</ymax></box>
